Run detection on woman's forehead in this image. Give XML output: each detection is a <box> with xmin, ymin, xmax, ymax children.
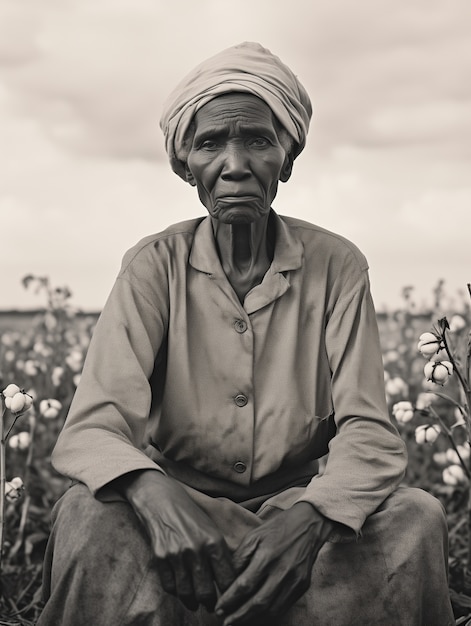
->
<box><xmin>194</xmin><ymin>93</ymin><xmax>276</xmax><ymax>132</ymax></box>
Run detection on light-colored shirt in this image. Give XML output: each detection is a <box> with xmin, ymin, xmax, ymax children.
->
<box><xmin>52</xmin><ymin>211</ymin><xmax>406</xmax><ymax>534</ymax></box>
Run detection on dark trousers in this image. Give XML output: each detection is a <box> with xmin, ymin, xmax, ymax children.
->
<box><xmin>38</xmin><ymin>483</ymin><xmax>454</xmax><ymax>625</ymax></box>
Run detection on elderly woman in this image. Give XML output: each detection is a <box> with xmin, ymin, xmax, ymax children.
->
<box><xmin>38</xmin><ymin>43</ymin><xmax>454</xmax><ymax>625</ymax></box>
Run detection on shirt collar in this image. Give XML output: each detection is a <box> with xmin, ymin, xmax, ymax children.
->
<box><xmin>189</xmin><ymin>210</ymin><xmax>303</xmax><ymax>276</ymax></box>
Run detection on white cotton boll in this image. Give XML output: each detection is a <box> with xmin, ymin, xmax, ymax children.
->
<box><xmin>9</xmin><ymin>432</ymin><xmax>31</xmax><ymax>450</ymax></box>
<box><xmin>385</xmin><ymin>377</ymin><xmax>408</xmax><ymax>397</ymax></box>
<box><xmin>443</xmin><ymin>464</ymin><xmax>467</xmax><ymax>486</ymax></box>
<box><xmin>51</xmin><ymin>366</ymin><xmax>65</xmax><ymax>386</ymax></box>
<box><xmin>2</xmin><ymin>384</ymin><xmax>20</xmax><ymax>398</ymax></box>
<box><xmin>424</xmin><ymin>361</ymin><xmax>453</xmax><ymax>386</ymax></box>
<box><xmin>446</xmin><ymin>448</ymin><xmax>461</xmax><ymax>465</ymax></box>
<box><xmin>433</xmin><ymin>452</ymin><xmax>448</xmax><ymax>466</ymax></box>
<box><xmin>415</xmin><ymin>393</ymin><xmax>433</xmax><ymax>411</ymax></box>
<box><xmin>5</xmin><ymin>477</ymin><xmax>24</xmax><ymax>502</ymax></box>
<box><xmin>415</xmin><ymin>424</ymin><xmax>441</xmax><ymax>445</ymax></box>
<box><xmin>9</xmin><ymin>392</ymin><xmax>26</xmax><ymax>414</ymax></box>
<box><xmin>39</xmin><ymin>399</ymin><xmax>62</xmax><ymax>419</ymax></box>
<box><xmin>417</xmin><ymin>332</ymin><xmax>442</xmax><ymax>357</ymax></box>
<box><xmin>392</xmin><ymin>401</ymin><xmax>414</xmax><ymax>424</ymax></box>
<box><xmin>449</xmin><ymin>315</ymin><xmax>466</xmax><ymax>333</ymax></box>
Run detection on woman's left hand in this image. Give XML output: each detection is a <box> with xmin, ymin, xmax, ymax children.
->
<box><xmin>215</xmin><ymin>502</ymin><xmax>334</xmax><ymax>625</ymax></box>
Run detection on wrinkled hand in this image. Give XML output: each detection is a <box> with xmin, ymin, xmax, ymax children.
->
<box><xmin>115</xmin><ymin>470</ymin><xmax>236</xmax><ymax>612</ymax></box>
<box><xmin>215</xmin><ymin>502</ymin><xmax>334</xmax><ymax>625</ymax></box>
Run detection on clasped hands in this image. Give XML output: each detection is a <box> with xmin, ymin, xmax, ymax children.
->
<box><xmin>117</xmin><ymin>470</ymin><xmax>333</xmax><ymax>625</ymax></box>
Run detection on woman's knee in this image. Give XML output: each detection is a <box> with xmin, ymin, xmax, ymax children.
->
<box><xmin>51</xmin><ymin>483</ymin><xmax>149</xmax><ymax>561</ymax></box>
<box><xmin>373</xmin><ymin>485</ymin><xmax>449</xmax><ymax>556</ymax></box>
<box><xmin>389</xmin><ymin>486</ymin><xmax>446</xmax><ymax>528</ymax></box>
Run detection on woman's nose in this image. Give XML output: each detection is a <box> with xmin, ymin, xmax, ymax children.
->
<box><xmin>220</xmin><ymin>148</ymin><xmax>251</xmax><ymax>180</ymax></box>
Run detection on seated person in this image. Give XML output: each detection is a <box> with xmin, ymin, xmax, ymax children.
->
<box><xmin>38</xmin><ymin>42</ymin><xmax>454</xmax><ymax>626</ymax></box>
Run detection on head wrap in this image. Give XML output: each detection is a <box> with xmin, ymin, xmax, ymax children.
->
<box><xmin>160</xmin><ymin>42</ymin><xmax>312</xmax><ymax>180</ymax></box>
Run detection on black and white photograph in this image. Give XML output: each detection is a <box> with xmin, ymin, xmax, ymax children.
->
<box><xmin>0</xmin><ymin>1</ymin><xmax>469</xmax><ymax>624</ymax></box>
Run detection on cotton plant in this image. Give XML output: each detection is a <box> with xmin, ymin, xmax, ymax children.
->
<box><xmin>393</xmin><ymin>315</ymin><xmax>471</xmax><ymax>481</ymax></box>
<box><xmin>391</xmin><ymin>294</ymin><xmax>471</xmax><ymax>592</ymax></box>
<box><xmin>0</xmin><ymin>387</ymin><xmax>64</xmax><ymax>577</ymax></box>
<box><xmin>0</xmin><ymin>384</ymin><xmax>33</xmax><ymax>570</ymax></box>
<box><xmin>0</xmin><ymin>276</ymin><xmax>91</xmax><ymax>617</ymax></box>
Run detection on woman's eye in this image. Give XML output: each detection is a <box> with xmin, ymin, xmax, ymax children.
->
<box><xmin>200</xmin><ymin>140</ymin><xmax>219</xmax><ymax>150</ymax></box>
<box><xmin>250</xmin><ymin>138</ymin><xmax>269</xmax><ymax>147</ymax></box>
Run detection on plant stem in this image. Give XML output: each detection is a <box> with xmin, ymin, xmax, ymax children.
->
<box><xmin>8</xmin><ymin>495</ymin><xmax>30</xmax><ymax>562</ymax></box>
<box><xmin>441</xmin><ymin>329</ymin><xmax>471</xmax><ymax>463</ymax></box>
<box><xmin>0</xmin><ymin>404</ymin><xmax>5</xmax><ymax>573</ymax></box>
<box><xmin>464</xmin><ymin>289</ymin><xmax>471</xmax><ymax>585</ymax></box>
<box><xmin>466</xmin><ymin>453</ymin><xmax>471</xmax><ymax>591</ymax></box>
<box><xmin>446</xmin><ymin>351</ymin><xmax>471</xmax><ymax>399</ymax></box>
<box><xmin>4</xmin><ymin>413</ymin><xmax>21</xmax><ymax>442</ymax></box>
<box><xmin>9</xmin><ymin>415</ymin><xmax>36</xmax><ymax>562</ymax></box>
<box><xmin>442</xmin><ymin>330</ymin><xmax>471</xmax><ymax>415</ymax></box>
<box><xmin>429</xmin><ymin>406</ymin><xmax>471</xmax><ymax>478</ymax></box>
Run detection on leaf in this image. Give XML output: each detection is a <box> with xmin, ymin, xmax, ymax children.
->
<box><xmin>425</xmin><ymin>390</ymin><xmax>465</xmax><ymax>411</ymax></box>
<box><xmin>449</xmin><ymin>588</ymin><xmax>471</xmax><ymax>609</ymax></box>
<box><xmin>21</xmin><ymin>274</ymin><xmax>35</xmax><ymax>289</ymax></box>
<box><xmin>25</xmin><ymin>531</ymin><xmax>49</xmax><ymax>544</ymax></box>
<box><xmin>438</xmin><ymin>316</ymin><xmax>450</xmax><ymax>331</ymax></box>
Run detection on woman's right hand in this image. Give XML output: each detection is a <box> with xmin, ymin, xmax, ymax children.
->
<box><xmin>114</xmin><ymin>469</ymin><xmax>236</xmax><ymax>612</ymax></box>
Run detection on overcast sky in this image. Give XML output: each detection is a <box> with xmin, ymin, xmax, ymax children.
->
<box><xmin>1</xmin><ymin>0</ymin><xmax>470</xmax><ymax>312</ymax></box>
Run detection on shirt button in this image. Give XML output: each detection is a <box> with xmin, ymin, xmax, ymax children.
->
<box><xmin>234</xmin><ymin>394</ymin><xmax>248</xmax><ymax>407</ymax></box>
<box><xmin>234</xmin><ymin>319</ymin><xmax>248</xmax><ymax>333</ymax></box>
<box><xmin>233</xmin><ymin>461</ymin><xmax>247</xmax><ymax>473</ymax></box>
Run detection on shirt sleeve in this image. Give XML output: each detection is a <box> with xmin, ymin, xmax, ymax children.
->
<box><xmin>51</xmin><ymin>245</ymin><xmax>169</xmax><ymax>496</ymax></box>
<box><xmin>295</xmin><ymin>259</ymin><xmax>407</xmax><ymax>536</ymax></box>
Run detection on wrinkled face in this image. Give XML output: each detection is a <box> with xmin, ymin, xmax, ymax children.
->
<box><xmin>185</xmin><ymin>93</ymin><xmax>292</xmax><ymax>224</ymax></box>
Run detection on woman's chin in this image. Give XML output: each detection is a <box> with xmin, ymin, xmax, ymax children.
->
<box><xmin>210</xmin><ymin>204</ymin><xmax>268</xmax><ymax>224</ymax></box>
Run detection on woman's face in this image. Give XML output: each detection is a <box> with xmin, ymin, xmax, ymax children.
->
<box><xmin>185</xmin><ymin>93</ymin><xmax>292</xmax><ymax>224</ymax></box>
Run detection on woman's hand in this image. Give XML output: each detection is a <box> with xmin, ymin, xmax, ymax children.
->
<box><xmin>114</xmin><ymin>470</ymin><xmax>236</xmax><ymax>612</ymax></box>
<box><xmin>215</xmin><ymin>502</ymin><xmax>334</xmax><ymax>625</ymax></box>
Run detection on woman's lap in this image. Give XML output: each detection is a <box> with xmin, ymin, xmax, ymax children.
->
<box><xmin>37</xmin><ymin>483</ymin><xmax>454</xmax><ymax>626</ymax></box>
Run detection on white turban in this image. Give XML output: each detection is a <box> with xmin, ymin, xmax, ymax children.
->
<box><xmin>160</xmin><ymin>42</ymin><xmax>312</xmax><ymax>180</ymax></box>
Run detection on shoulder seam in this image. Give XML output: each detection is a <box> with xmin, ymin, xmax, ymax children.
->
<box><xmin>285</xmin><ymin>220</ymin><xmax>369</xmax><ymax>272</ymax></box>
<box><xmin>120</xmin><ymin>228</ymin><xmax>195</xmax><ymax>275</ymax></box>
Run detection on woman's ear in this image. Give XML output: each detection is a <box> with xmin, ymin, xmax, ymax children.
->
<box><xmin>185</xmin><ymin>165</ymin><xmax>196</xmax><ymax>186</ymax></box>
<box><xmin>279</xmin><ymin>153</ymin><xmax>294</xmax><ymax>183</ymax></box>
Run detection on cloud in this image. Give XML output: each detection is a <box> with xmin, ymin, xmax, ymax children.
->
<box><xmin>287</xmin><ymin>2</ymin><xmax>471</xmax><ymax>155</ymax></box>
<box><xmin>0</xmin><ymin>0</ymin><xmax>470</xmax><ymax>311</ymax></box>
<box><xmin>0</xmin><ymin>0</ymin><xmax>173</xmax><ymax>159</ymax></box>
<box><xmin>1</xmin><ymin>0</ymin><xmax>469</xmax><ymax>160</ymax></box>
<box><xmin>0</xmin><ymin>0</ymin><xmax>42</xmax><ymax>65</ymax></box>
